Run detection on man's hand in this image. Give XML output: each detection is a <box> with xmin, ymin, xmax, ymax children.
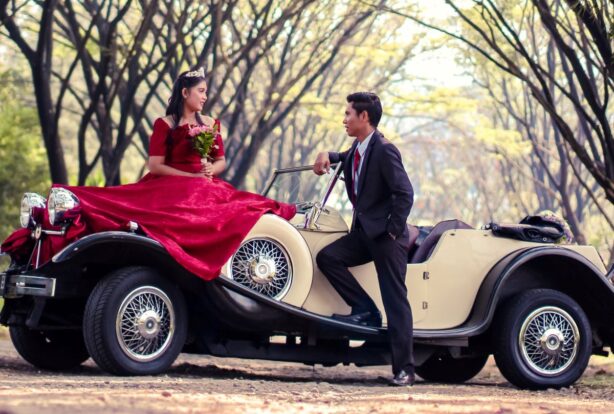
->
<box><xmin>295</xmin><ymin>201</ymin><xmax>314</xmax><ymax>214</ymax></box>
<box><xmin>313</xmin><ymin>152</ymin><xmax>331</xmax><ymax>175</ymax></box>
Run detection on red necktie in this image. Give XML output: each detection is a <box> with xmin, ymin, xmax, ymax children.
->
<box><xmin>352</xmin><ymin>149</ymin><xmax>361</xmax><ymax>201</ymax></box>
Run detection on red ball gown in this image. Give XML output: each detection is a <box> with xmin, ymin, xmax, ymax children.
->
<box><xmin>1</xmin><ymin>118</ymin><xmax>296</xmax><ymax>281</ymax></box>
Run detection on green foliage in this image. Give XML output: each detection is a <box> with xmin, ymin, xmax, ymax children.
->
<box><xmin>0</xmin><ymin>71</ymin><xmax>50</xmax><ymax>241</ymax></box>
<box><xmin>84</xmin><ymin>169</ymin><xmax>106</xmax><ymax>187</ymax></box>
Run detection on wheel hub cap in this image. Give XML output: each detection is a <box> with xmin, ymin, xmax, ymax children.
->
<box><xmin>249</xmin><ymin>256</ymin><xmax>277</xmax><ymax>284</ymax></box>
<box><xmin>518</xmin><ymin>306</ymin><xmax>580</xmax><ymax>376</ymax></box>
<box><xmin>540</xmin><ymin>328</ymin><xmax>565</xmax><ymax>355</ymax></box>
<box><xmin>137</xmin><ymin>310</ymin><xmax>161</xmax><ymax>340</ymax></box>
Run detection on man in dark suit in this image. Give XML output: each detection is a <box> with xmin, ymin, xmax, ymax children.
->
<box><xmin>313</xmin><ymin>92</ymin><xmax>415</xmax><ymax>386</ymax></box>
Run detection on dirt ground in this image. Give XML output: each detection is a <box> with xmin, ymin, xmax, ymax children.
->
<box><xmin>0</xmin><ymin>333</ymin><xmax>613</xmax><ymax>414</ymax></box>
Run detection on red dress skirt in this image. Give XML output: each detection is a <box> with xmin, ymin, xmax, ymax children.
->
<box><xmin>1</xmin><ymin>118</ymin><xmax>296</xmax><ymax>281</ymax></box>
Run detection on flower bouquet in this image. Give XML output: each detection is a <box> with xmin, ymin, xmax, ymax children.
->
<box><xmin>188</xmin><ymin>123</ymin><xmax>219</xmax><ymax>161</ymax></box>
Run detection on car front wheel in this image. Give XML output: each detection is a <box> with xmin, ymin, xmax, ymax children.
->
<box><xmin>416</xmin><ymin>353</ymin><xmax>488</xmax><ymax>383</ymax></box>
<box><xmin>83</xmin><ymin>266</ymin><xmax>188</xmax><ymax>375</ymax></box>
<box><xmin>494</xmin><ymin>289</ymin><xmax>591</xmax><ymax>389</ymax></box>
<box><xmin>9</xmin><ymin>327</ymin><xmax>89</xmax><ymax>370</ymax></box>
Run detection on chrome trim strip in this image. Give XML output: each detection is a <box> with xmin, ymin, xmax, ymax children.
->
<box><xmin>52</xmin><ymin>231</ymin><xmax>163</xmax><ymax>263</ymax></box>
<box><xmin>1</xmin><ymin>274</ymin><xmax>56</xmax><ymax>298</ymax></box>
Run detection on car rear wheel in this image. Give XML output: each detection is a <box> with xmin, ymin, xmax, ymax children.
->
<box><xmin>416</xmin><ymin>353</ymin><xmax>488</xmax><ymax>383</ymax></box>
<box><xmin>83</xmin><ymin>266</ymin><xmax>188</xmax><ymax>375</ymax></box>
<box><xmin>9</xmin><ymin>326</ymin><xmax>89</xmax><ymax>370</ymax></box>
<box><xmin>494</xmin><ymin>289</ymin><xmax>591</xmax><ymax>389</ymax></box>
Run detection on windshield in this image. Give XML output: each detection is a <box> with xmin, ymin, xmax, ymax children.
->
<box><xmin>263</xmin><ymin>164</ymin><xmax>354</xmax><ymax>225</ymax></box>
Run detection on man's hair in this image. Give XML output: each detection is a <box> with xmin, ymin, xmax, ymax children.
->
<box><xmin>347</xmin><ymin>92</ymin><xmax>382</xmax><ymax>127</ymax></box>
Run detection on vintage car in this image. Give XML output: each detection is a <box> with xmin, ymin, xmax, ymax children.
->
<box><xmin>0</xmin><ymin>163</ymin><xmax>613</xmax><ymax>390</ymax></box>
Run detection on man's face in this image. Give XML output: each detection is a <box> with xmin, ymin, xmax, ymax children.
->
<box><xmin>343</xmin><ymin>102</ymin><xmax>368</xmax><ymax>137</ymax></box>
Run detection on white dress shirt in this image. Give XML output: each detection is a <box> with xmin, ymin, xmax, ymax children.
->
<box><xmin>353</xmin><ymin>131</ymin><xmax>374</xmax><ymax>197</ymax></box>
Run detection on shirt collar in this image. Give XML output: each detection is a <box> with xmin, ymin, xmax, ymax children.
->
<box><xmin>356</xmin><ymin>130</ymin><xmax>374</xmax><ymax>156</ymax></box>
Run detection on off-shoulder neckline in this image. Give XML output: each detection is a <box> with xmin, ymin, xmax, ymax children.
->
<box><xmin>157</xmin><ymin>117</ymin><xmax>216</xmax><ymax>129</ymax></box>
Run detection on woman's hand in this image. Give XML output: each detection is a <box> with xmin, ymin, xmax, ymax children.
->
<box><xmin>191</xmin><ymin>171</ymin><xmax>208</xmax><ymax>179</ymax></box>
<box><xmin>201</xmin><ymin>159</ymin><xmax>214</xmax><ymax>178</ymax></box>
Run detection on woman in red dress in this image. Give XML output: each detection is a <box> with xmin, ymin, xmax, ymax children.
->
<box><xmin>145</xmin><ymin>66</ymin><xmax>227</xmax><ymax>181</ymax></box>
<box><xmin>1</xmin><ymin>68</ymin><xmax>296</xmax><ymax>280</ymax></box>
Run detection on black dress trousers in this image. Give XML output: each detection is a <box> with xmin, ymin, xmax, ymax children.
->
<box><xmin>316</xmin><ymin>224</ymin><xmax>415</xmax><ymax>376</ymax></box>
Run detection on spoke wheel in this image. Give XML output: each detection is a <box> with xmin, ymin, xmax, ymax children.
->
<box><xmin>83</xmin><ymin>266</ymin><xmax>187</xmax><ymax>375</ymax></box>
<box><xmin>116</xmin><ymin>286</ymin><xmax>175</xmax><ymax>362</ymax></box>
<box><xmin>494</xmin><ymin>289</ymin><xmax>591</xmax><ymax>389</ymax></box>
<box><xmin>518</xmin><ymin>307</ymin><xmax>579</xmax><ymax>376</ymax></box>
<box><xmin>229</xmin><ymin>238</ymin><xmax>292</xmax><ymax>299</ymax></box>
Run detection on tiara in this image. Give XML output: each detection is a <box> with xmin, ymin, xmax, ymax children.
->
<box><xmin>184</xmin><ymin>67</ymin><xmax>205</xmax><ymax>78</ymax></box>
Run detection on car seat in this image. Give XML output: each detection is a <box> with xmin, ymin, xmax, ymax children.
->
<box><xmin>406</xmin><ymin>224</ymin><xmax>420</xmax><ymax>254</ymax></box>
<box><xmin>409</xmin><ymin>219</ymin><xmax>473</xmax><ymax>263</ymax></box>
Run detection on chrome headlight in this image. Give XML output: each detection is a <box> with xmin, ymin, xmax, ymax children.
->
<box><xmin>20</xmin><ymin>193</ymin><xmax>47</xmax><ymax>228</ymax></box>
<box><xmin>48</xmin><ymin>188</ymin><xmax>81</xmax><ymax>226</ymax></box>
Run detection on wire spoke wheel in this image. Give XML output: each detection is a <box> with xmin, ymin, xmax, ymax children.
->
<box><xmin>518</xmin><ymin>306</ymin><xmax>579</xmax><ymax>376</ymax></box>
<box><xmin>229</xmin><ymin>238</ymin><xmax>292</xmax><ymax>299</ymax></box>
<box><xmin>115</xmin><ymin>286</ymin><xmax>175</xmax><ymax>362</ymax></box>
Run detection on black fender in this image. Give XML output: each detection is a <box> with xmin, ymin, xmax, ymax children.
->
<box><xmin>40</xmin><ymin>231</ymin><xmax>387</xmax><ymax>339</ymax></box>
<box><xmin>37</xmin><ymin>231</ymin><xmax>197</xmax><ymax>297</ymax></box>
<box><xmin>458</xmin><ymin>246</ymin><xmax>613</xmax><ymax>342</ymax></box>
<box><xmin>413</xmin><ymin>246</ymin><xmax>613</xmax><ymax>344</ymax></box>
<box><xmin>52</xmin><ymin>231</ymin><xmax>167</xmax><ymax>263</ymax></box>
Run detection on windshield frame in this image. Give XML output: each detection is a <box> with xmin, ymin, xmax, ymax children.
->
<box><xmin>262</xmin><ymin>163</ymin><xmax>343</xmax><ymax>208</ymax></box>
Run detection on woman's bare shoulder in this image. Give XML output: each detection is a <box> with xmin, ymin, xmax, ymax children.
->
<box><xmin>158</xmin><ymin>116</ymin><xmax>175</xmax><ymax>128</ymax></box>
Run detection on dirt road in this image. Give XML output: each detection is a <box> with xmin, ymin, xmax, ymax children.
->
<box><xmin>0</xmin><ymin>334</ymin><xmax>613</xmax><ymax>414</ymax></box>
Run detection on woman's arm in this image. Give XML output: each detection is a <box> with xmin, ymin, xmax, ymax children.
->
<box><xmin>211</xmin><ymin>157</ymin><xmax>226</xmax><ymax>176</ymax></box>
<box><xmin>148</xmin><ymin>156</ymin><xmax>206</xmax><ymax>178</ymax></box>
<box><xmin>202</xmin><ymin>157</ymin><xmax>226</xmax><ymax>178</ymax></box>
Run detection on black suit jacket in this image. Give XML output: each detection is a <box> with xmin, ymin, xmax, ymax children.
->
<box><xmin>329</xmin><ymin>130</ymin><xmax>413</xmax><ymax>240</ymax></box>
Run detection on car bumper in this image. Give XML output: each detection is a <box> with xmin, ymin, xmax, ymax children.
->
<box><xmin>0</xmin><ymin>272</ymin><xmax>56</xmax><ymax>298</ymax></box>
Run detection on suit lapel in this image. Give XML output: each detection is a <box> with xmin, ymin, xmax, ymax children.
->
<box><xmin>355</xmin><ymin>130</ymin><xmax>379</xmax><ymax>202</ymax></box>
<box><xmin>345</xmin><ymin>140</ymin><xmax>359</xmax><ymax>199</ymax></box>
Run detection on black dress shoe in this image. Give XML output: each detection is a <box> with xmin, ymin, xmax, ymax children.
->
<box><xmin>389</xmin><ymin>370</ymin><xmax>415</xmax><ymax>386</ymax></box>
<box><xmin>331</xmin><ymin>311</ymin><xmax>382</xmax><ymax>327</ymax></box>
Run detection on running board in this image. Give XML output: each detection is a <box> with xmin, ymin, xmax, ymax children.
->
<box><xmin>216</xmin><ymin>276</ymin><xmax>474</xmax><ymax>344</ymax></box>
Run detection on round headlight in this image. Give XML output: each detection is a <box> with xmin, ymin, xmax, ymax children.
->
<box><xmin>48</xmin><ymin>188</ymin><xmax>81</xmax><ymax>226</ymax></box>
<box><xmin>20</xmin><ymin>193</ymin><xmax>47</xmax><ymax>228</ymax></box>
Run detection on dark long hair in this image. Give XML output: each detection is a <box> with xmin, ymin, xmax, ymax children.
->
<box><xmin>165</xmin><ymin>70</ymin><xmax>207</xmax><ymax>128</ymax></box>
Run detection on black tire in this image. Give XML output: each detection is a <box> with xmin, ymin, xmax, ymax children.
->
<box><xmin>9</xmin><ymin>326</ymin><xmax>89</xmax><ymax>370</ymax></box>
<box><xmin>83</xmin><ymin>266</ymin><xmax>188</xmax><ymax>375</ymax></box>
<box><xmin>416</xmin><ymin>353</ymin><xmax>488</xmax><ymax>383</ymax></box>
<box><xmin>494</xmin><ymin>289</ymin><xmax>591</xmax><ymax>390</ymax></box>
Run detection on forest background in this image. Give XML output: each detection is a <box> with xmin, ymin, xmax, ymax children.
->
<box><xmin>0</xmin><ymin>0</ymin><xmax>612</xmax><ymax>266</ymax></box>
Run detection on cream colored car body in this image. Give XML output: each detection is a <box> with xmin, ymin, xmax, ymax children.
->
<box><xmin>222</xmin><ymin>207</ymin><xmax>607</xmax><ymax>330</ymax></box>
